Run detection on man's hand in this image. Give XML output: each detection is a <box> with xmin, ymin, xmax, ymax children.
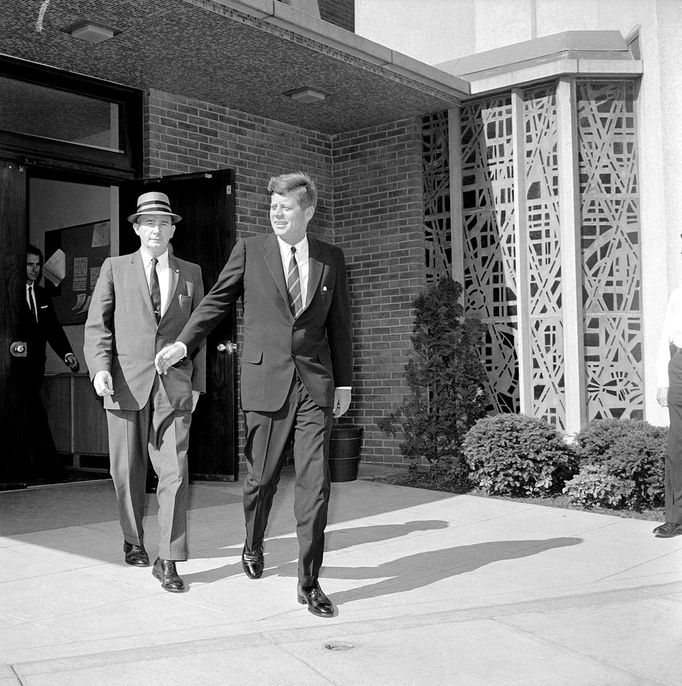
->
<box><xmin>155</xmin><ymin>343</ymin><xmax>185</xmax><ymax>375</ymax></box>
<box><xmin>657</xmin><ymin>387</ymin><xmax>669</xmax><ymax>408</ymax></box>
<box><xmin>93</xmin><ymin>370</ymin><xmax>114</xmax><ymax>397</ymax></box>
<box><xmin>333</xmin><ymin>388</ymin><xmax>351</xmax><ymax>418</ymax></box>
<box><xmin>64</xmin><ymin>353</ymin><xmax>80</xmax><ymax>372</ymax></box>
<box><xmin>192</xmin><ymin>390</ymin><xmax>200</xmax><ymax>413</ymax></box>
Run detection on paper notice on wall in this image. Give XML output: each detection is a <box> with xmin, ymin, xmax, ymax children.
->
<box><xmin>91</xmin><ymin>221</ymin><xmax>110</xmax><ymax>248</ymax></box>
<box><xmin>73</xmin><ymin>256</ymin><xmax>88</xmax><ymax>291</ymax></box>
<box><xmin>43</xmin><ymin>249</ymin><xmax>66</xmax><ymax>287</ymax></box>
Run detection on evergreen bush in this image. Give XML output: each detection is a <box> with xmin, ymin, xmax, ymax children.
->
<box><xmin>461</xmin><ymin>414</ymin><xmax>578</xmax><ymax>497</ymax></box>
<box><xmin>377</xmin><ymin>278</ymin><xmax>488</xmax><ymax>487</ymax></box>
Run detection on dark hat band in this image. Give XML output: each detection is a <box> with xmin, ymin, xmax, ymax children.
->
<box><xmin>137</xmin><ymin>199</ymin><xmax>173</xmax><ymax>214</ymax></box>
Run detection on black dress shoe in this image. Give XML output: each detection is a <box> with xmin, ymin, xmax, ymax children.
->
<box><xmin>297</xmin><ymin>582</ymin><xmax>335</xmax><ymax>617</ymax></box>
<box><xmin>152</xmin><ymin>557</ymin><xmax>185</xmax><ymax>593</ymax></box>
<box><xmin>241</xmin><ymin>543</ymin><xmax>264</xmax><ymax>579</ymax></box>
<box><xmin>123</xmin><ymin>541</ymin><xmax>150</xmax><ymax>567</ymax></box>
<box><xmin>653</xmin><ymin>522</ymin><xmax>682</xmax><ymax>538</ymax></box>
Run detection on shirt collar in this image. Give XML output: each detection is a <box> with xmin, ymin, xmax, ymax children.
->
<box><xmin>139</xmin><ymin>247</ymin><xmax>169</xmax><ymax>268</ymax></box>
<box><xmin>277</xmin><ymin>235</ymin><xmax>308</xmax><ymax>261</ymax></box>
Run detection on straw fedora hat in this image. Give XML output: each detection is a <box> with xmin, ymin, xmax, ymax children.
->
<box><xmin>127</xmin><ymin>192</ymin><xmax>182</xmax><ymax>223</ymax></box>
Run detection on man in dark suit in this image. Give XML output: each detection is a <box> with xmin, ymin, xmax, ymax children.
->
<box><xmin>156</xmin><ymin>172</ymin><xmax>353</xmax><ymax>616</ymax></box>
<box><xmin>84</xmin><ymin>192</ymin><xmax>206</xmax><ymax>592</ymax></box>
<box><xmin>23</xmin><ymin>244</ymin><xmax>80</xmax><ymax>480</ymax></box>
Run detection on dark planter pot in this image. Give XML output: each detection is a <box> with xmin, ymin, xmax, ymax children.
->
<box><xmin>329</xmin><ymin>425</ymin><xmax>363</xmax><ymax>482</ymax></box>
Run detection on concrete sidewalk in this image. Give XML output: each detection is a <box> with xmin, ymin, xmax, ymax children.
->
<box><xmin>0</xmin><ymin>465</ymin><xmax>680</xmax><ymax>685</ymax></box>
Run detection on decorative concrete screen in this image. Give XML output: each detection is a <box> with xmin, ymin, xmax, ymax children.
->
<box><xmin>577</xmin><ymin>81</ymin><xmax>643</xmax><ymax>421</ymax></box>
<box><xmin>423</xmin><ymin>110</ymin><xmax>452</xmax><ymax>284</ymax></box>
<box><xmin>459</xmin><ymin>94</ymin><xmax>520</xmax><ymax>416</ymax></box>
<box><xmin>523</xmin><ymin>84</ymin><xmax>565</xmax><ymax>428</ymax></box>
<box><xmin>423</xmin><ymin>77</ymin><xmax>643</xmax><ymax>431</ymax></box>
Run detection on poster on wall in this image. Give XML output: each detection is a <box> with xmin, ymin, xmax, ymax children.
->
<box><xmin>44</xmin><ymin>220</ymin><xmax>111</xmax><ymax>325</ymax></box>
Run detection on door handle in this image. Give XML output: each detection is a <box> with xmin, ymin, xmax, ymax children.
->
<box><xmin>217</xmin><ymin>341</ymin><xmax>237</xmax><ymax>354</ymax></box>
<box><xmin>10</xmin><ymin>341</ymin><xmax>27</xmax><ymax>358</ymax></box>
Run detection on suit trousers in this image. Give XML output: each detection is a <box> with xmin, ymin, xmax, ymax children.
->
<box><xmin>106</xmin><ymin>376</ymin><xmax>191</xmax><ymax>560</ymax></box>
<box><xmin>243</xmin><ymin>373</ymin><xmax>333</xmax><ymax>587</ymax></box>
<box><xmin>666</xmin><ymin>348</ymin><xmax>682</xmax><ymax>525</ymax></box>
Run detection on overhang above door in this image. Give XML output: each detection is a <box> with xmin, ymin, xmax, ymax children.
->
<box><xmin>0</xmin><ymin>0</ymin><xmax>469</xmax><ymax>134</ymax></box>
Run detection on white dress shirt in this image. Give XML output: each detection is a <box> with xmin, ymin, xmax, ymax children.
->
<box><xmin>657</xmin><ymin>285</ymin><xmax>682</xmax><ymax>387</ymax></box>
<box><xmin>140</xmin><ymin>248</ymin><xmax>171</xmax><ymax>316</ymax></box>
<box><xmin>277</xmin><ymin>235</ymin><xmax>309</xmax><ymax>309</ymax></box>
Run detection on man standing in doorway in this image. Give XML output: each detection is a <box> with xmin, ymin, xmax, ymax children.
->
<box><xmin>156</xmin><ymin>172</ymin><xmax>353</xmax><ymax>616</ymax></box>
<box><xmin>84</xmin><ymin>192</ymin><xmax>206</xmax><ymax>592</ymax></box>
<box><xmin>23</xmin><ymin>244</ymin><xmax>80</xmax><ymax>481</ymax></box>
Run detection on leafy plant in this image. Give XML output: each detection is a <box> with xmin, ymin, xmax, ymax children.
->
<box><xmin>562</xmin><ymin>465</ymin><xmax>636</xmax><ymax>509</ymax></box>
<box><xmin>461</xmin><ymin>413</ymin><xmax>578</xmax><ymax>497</ymax></box>
<box><xmin>572</xmin><ymin>419</ymin><xmax>666</xmax><ymax>510</ymax></box>
<box><xmin>377</xmin><ymin>278</ymin><xmax>488</xmax><ymax>486</ymax></box>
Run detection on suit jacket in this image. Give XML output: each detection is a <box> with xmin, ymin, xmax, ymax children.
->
<box><xmin>21</xmin><ymin>283</ymin><xmax>75</xmax><ymax>389</ymax></box>
<box><xmin>83</xmin><ymin>251</ymin><xmax>206</xmax><ymax>412</ymax></box>
<box><xmin>179</xmin><ymin>233</ymin><xmax>352</xmax><ymax>412</ymax></box>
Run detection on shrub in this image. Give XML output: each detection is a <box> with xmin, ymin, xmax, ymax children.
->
<box><xmin>562</xmin><ymin>465</ymin><xmax>636</xmax><ymax>509</ymax></box>
<box><xmin>377</xmin><ymin>278</ymin><xmax>488</xmax><ymax>487</ymax></box>
<box><xmin>572</xmin><ymin>419</ymin><xmax>666</xmax><ymax>510</ymax></box>
<box><xmin>462</xmin><ymin>414</ymin><xmax>578</xmax><ymax>497</ymax></box>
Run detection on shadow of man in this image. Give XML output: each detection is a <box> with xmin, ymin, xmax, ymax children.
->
<box><xmin>182</xmin><ymin>519</ymin><xmax>450</xmax><ymax>585</ymax></box>
<box><xmin>321</xmin><ymin>537</ymin><xmax>583</xmax><ymax>606</ymax></box>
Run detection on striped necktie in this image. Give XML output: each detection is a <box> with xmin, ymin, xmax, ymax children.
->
<box><xmin>287</xmin><ymin>246</ymin><xmax>302</xmax><ymax>317</ymax></box>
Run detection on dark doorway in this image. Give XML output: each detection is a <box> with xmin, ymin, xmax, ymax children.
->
<box><xmin>0</xmin><ymin>159</ymin><xmax>29</xmax><ymax>483</ymax></box>
<box><xmin>119</xmin><ymin>170</ymin><xmax>238</xmax><ymax>480</ymax></box>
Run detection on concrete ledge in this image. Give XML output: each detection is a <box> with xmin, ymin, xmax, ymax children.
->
<box><xmin>438</xmin><ymin>30</ymin><xmax>634</xmax><ymax>77</ymax></box>
<box><xmin>466</xmin><ymin>57</ymin><xmax>643</xmax><ymax>96</ymax></box>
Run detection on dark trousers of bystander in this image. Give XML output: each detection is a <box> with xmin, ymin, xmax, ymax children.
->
<box><xmin>665</xmin><ymin>347</ymin><xmax>682</xmax><ymax>525</ymax></box>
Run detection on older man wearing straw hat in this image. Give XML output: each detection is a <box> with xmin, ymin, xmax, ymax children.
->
<box><xmin>84</xmin><ymin>192</ymin><xmax>206</xmax><ymax>592</ymax></box>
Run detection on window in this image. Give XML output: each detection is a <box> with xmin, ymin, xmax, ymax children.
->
<box><xmin>0</xmin><ymin>57</ymin><xmax>141</xmax><ymax>176</ymax></box>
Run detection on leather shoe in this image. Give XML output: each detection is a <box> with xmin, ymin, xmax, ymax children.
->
<box><xmin>152</xmin><ymin>557</ymin><xmax>185</xmax><ymax>593</ymax></box>
<box><xmin>123</xmin><ymin>541</ymin><xmax>150</xmax><ymax>567</ymax></box>
<box><xmin>241</xmin><ymin>543</ymin><xmax>264</xmax><ymax>579</ymax></box>
<box><xmin>653</xmin><ymin>522</ymin><xmax>682</xmax><ymax>538</ymax></box>
<box><xmin>297</xmin><ymin>582</ymin><xmax>335</xmax><ymax>617</ymax></box>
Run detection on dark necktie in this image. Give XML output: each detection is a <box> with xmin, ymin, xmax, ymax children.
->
<box><xmin>27</xmin><ymin>284</ymin><xmax>37</xmax><ymax>322</ymax></box>
<box><xmin>150</xmin><ymin>257</ymin><xmax>161</xmax><ymax>323</ymax></box>
<box><xmin>287</xmin><ymin>246</ymin><xmax>302</xmax><ymax>317</ymax></box>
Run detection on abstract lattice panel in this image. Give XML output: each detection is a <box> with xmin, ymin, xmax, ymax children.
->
<box><xmin>461</xmin><ymin>95</ymin><xmax>519</xmax><ymax>413</ymax></box>
<box><xmin>578</xmin><ymin>80</ymin><xmax>643</xmax><ymax>421</ymax></box>
<box><xmin>523</xmin><ymin>84</ymin><xmax>565</xmax><ymax>428</ymax></box>
<box><xmin>584</xmin><ymin>315</ymin><xmax>644</xmax><ymax>419</ymax></box>
<box><xmin>482</xmin><ymin>321</ymin><xmax>520</xmax><ymax>414</ymax></box>
<box><xmin>423</xmin><ymin>111</ymin><xmax>452</xmax><ymax>285</ymax></box>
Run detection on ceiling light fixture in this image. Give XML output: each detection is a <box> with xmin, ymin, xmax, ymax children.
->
<box><xmin>283</xmin><ymin>87</ymin><xmax>327</xmax><ymax>104</ymax></box>
<box><xmin>65</xmin><ymin>20</ymin><xmax>118</xmax><ymax>44</ymax></box>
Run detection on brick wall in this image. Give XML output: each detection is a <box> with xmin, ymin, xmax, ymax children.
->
<box><xmin>145</xmin><ymin>89</ymin><xmax>334</xmax><ymax>242</ymax></box>
<box><xmin>331</xmin><ymin>119</ymin><xmax>425</xmax><ymax>464</ymax></box>
<box><xmin>146</xmin><ymin>89</ymin><xmax>425</xmax><ymax>465</ymax></box>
